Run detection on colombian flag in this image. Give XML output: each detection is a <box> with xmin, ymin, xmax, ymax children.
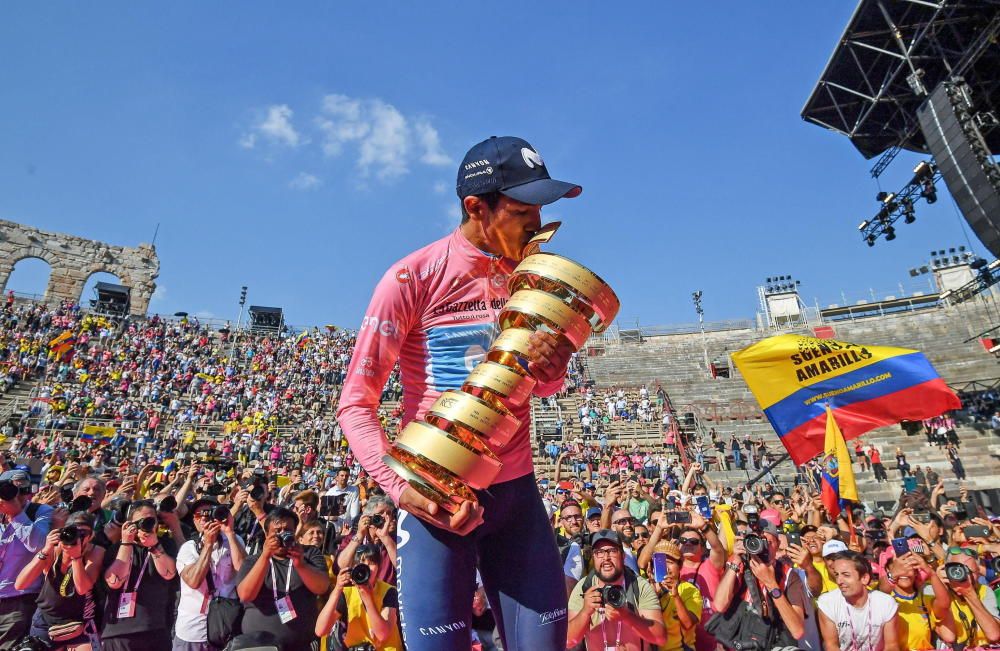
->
<box><xmin>81</xmin><ymin>425</ymin><xmax>115</xmax><ymax>445</ymax></box>
<box><xmin>295</xmin><ymin>330</ymin><xmax>311</xmax><ymax>349</ymax></box>
<box><xmin>732</xmin><ymin>334</ymin><xmax>960</xmax><ymax>465</ymax></box>
<box><xmin>49</xmin><ymin>330</ymin><xmax>77</xmax><ymax>361</ymax></box>
<box><xmin>821</xmin><ymin>406</ymin><xmax>858</xmax><ymax>518</ymax></box>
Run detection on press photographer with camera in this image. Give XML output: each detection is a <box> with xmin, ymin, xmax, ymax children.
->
<box><xmin>291</xmin><ymin>489</ymin><xmax>338</xmax><ymax>556</ymax></box>
<box><xmin>101</xmin><ymin>500</ymin><xmax>179</xmax><ymax>651</ymax></box>
<box><xmin>567</xmin><ymin>530</ymin><xmax>667</xmax><ymax>650</ymax></box>
<box><xmin>232</xmin><ymin>473</ymin><xmax>274</xmax><ymax>556</ymax></box>
<box><xmin>337</xmin><ymin>497</ymin><xmax>396</xmax><ymax>585</ymax></box>
<box><xmin>938</xmin><ymin>547</ymin><xmax>1000</xmax><ymax>647</ymax></box>
<box><xmin>174</xmin><ymin>497</ymin><xmax>247</xmax><ymax>651</ymax></box>
<box><xmin>0</xmin><ymin>468</ymin><xmax>54</xmax><ymax>648</ymax></box>
<box><xmin>323</xmin><ymin>468</ymin><xmax>360</xmax><ymax>530</ymax></box>
<box><xmin>14</xmin><ymin>512</ymin><xmax>102</xmax><ymax>650</ymax></box>
<box><xmin>710</xmin><ymin>520</ymin><xmax>807</xmax><ymax>650</ymax></box>
<box><xmin>235</xmin><ymin>507</ymin><xmax>329</xmax><ymax>651</ymax></box>
<box><xmin>315</xmin><ymin>544</ymin><xmax>401</xmax><ymax>651</ymax></box>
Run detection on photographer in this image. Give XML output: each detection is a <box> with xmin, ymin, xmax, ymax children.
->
<box><xmin>101</xmin><ymin>500</ymin><xmax>179</xmax><ymax>651</ymax></box>
<box><xmin>235</xmin><ymin>507</ymin><xmax>329</xmax><ymax>651</ymax></box>
<box><xmin>567</xmin><ymin>530</ymin><xmax>667</xmax><ymax>650</ymax></box>
<box><xmin>711</xmin><ymin>521</ymin><xmax>807</xmax><ymax>649</ymax></box>
<box><xmin>292</xmin><ymin>489</ymin><xmax>338</xmax><ymax>556</ymax></box>
<box><xmin>938</xmin><ymin>547</ymin><xmax>1000</xmax><ymax>647</ymax></box>
<box><xmin>323</xmin><ymin>468</ymin><xmax>360</xmax><ymax>530</ymax></box>
<box><xmin>336</xmin><ymin>497</ymin><xmax>396</xmax><ymax>584</ymax></box>
<box><xmin>0</xmin><ymin>468</ymin><xmax>54</xmax><ymax>647</ymax></box>
<box><xmin>655</xmin><ymin>541</ymin><xmax>702</xmax><ymax>651</ymax></box>
<box><xmin>232</xmin><ymin>473</ymin><xmax>274</xmax><ymax>556</ymax></box>
<box><xmin>15</xmin><ymin>511</ymin><xmax>103</xmax><ymax>650</ymax></box>
<box><xmin>174</xmin><ymin>497</ymin><xmax>247</xmax><ymax>651</ymax></box>
<box><xmin>880</xmin><ymin>550</ymin><xmax>957</xmax><ymax>649</ymax></box>
<box><xmin>315</xmin><ymin>544</ymin><xmax>401</xmax><ymax>651</ymax></box>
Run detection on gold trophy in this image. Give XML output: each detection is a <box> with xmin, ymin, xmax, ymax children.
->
<box><xmin>383</xmin><ymin>223</ymin><xmax>620</xmax><ymax>513</ymax></box>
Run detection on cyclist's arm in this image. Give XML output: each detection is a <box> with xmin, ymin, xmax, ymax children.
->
<box><xmin>337</xmin><ymin>267</ymin><xmax>417</xmax><ymax>505</ymax></box>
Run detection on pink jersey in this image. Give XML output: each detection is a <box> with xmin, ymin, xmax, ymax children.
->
<box><xmin>337</xmin><ymin>228</ymin><xmax>565</xmax><ymax>503</ymax></box>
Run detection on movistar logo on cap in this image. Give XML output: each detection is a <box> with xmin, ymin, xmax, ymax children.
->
<box><xmin>521</xmin><ymin>148</ymin><xmax>544</xmax><ymax>169</ymax></box>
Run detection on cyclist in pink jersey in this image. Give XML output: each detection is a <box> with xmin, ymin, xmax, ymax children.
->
<box><xmin>338</xmin><ymin>136</ymin><xmax>582</xmax><ymax>651</ymax></box>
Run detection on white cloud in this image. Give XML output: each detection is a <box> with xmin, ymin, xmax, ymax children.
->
<box><xmin>414</xmin><ymin>119</ymin><xmax>452</xmax><ymax>166</ymax></box>
<box><xmin>241</xmin><ymin>104</ymin><xmax>302</xmax><ymax>149</ymax></box>
<box><xmin>289</xmin><ymin>172</ymin><xmax>322</xmax><ymax>190</ymax></box>
<box><xmin>315</xmin><ymin>93</ymin><xmax>451</xmax><ymax>180</ymax></box>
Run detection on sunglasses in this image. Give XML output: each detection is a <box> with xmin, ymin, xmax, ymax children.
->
<box><xmin>947</xmin><ymin>546</ymin><xmax>979</xmax><ymax>559</ymax></box>
<box><xmin>613</xmin><ymin>517</ymin><xmax>635</xmax><ymax>526</ymax></box>
<box><xmin>679</xmin><ymin>537</ymin><xmax>702</xmax><ymax>545</ymax></box>
<box><xmin>635</xmin><ymin>532</ymin><xmax>650</xmax><ymax>539</ymax></box>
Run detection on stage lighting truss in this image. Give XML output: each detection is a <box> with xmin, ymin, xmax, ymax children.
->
<box><xmin>859</xmin><ymin>161</ymin><xmax>941</xmax><ymax>246</ymax></box>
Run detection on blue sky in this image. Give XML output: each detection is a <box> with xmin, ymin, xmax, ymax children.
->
<box><xmin>0</xmin><ymin>3</ymin><xmax>985</xmax><ymax>330</ymax></box>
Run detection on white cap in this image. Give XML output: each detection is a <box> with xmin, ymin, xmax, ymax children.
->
<box><xmin>822</xmin><ymin>540</ymin><xmax>849</xmax><ymax>557</ymax></box>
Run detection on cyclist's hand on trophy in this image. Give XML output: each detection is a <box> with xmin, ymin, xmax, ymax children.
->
<box><xmin>399</xmin><ymin>486</ymin><xmax>484</xmax><ymax>536</ymax></box>
<box><xmin>526</xmin><ymin>331</ymin><xmax>574</xmax><ymax>384</ymax></box>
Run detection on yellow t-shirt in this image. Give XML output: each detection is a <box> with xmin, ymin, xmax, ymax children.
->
<box><xmin>891</xmin><ymin>590</ymin><xmax>936</xmax><ymax>650</ymax></box>
<box><xmin>814</xmin><ymin>560</ymin><xmax>837</xmax><ymax>594</ymax></box>
<box><xmin>343</xmin><ymin>580</ymin><xmax>402</xmax><ymax>651</ymax></box>
<box><xmin>951</xmin><ymin>584</ymin><xmax>994</xmax><ymax>649</ymax></box>
<box><xmin>658</xmin><ymin>582</ymin><xmax>703</xmax><ymax>651</ymax></box>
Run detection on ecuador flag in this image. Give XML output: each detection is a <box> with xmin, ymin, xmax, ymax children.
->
<box><xmin>732</xmin><ymin>334</ymin><xmax>960</xmax><ymax>464</ymax></box>
<box><xmin>821</xmin><ymin>406</ymin><xmax>858</xmax><ymax>519</ymax></box>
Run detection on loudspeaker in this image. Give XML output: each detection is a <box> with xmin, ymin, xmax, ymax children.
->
<box><xmin>917</xmin><ymin>80</ymin><xmax>1000</xmax><ymax>258</ymax></box>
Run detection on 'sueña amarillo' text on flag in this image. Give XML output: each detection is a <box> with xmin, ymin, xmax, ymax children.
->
<box><xmin>731</xmin><ymin>334</ymin><xmax>960</xmax><ymax>464</ymax></box>
<box><xmin>820</xmin><ymin>406</ymin><xmax>858</xmax><ymax>519</ymax></box>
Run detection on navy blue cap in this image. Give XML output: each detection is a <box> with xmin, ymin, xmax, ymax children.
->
<box><xmin>456</xmin><ymin>136</ymin><xmax>581</xmax><ymax>205</ymax></box>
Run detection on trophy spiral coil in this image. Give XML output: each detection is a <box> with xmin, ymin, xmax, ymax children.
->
<box><xmin>383</xmin><ymin>223</ymin><xmax>620</xmax><ymax>513</ymax></box>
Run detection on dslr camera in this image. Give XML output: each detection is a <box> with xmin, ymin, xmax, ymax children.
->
<box><xmin>370</xmin><ymin>514</ymin><xmax>385</xmax><ymax>528</ymax></box>
<box><xmin>350</xmin><ymin>563</ymin><xmax>372</xmax><ymax>586</ymax></box>
<box><xmin>742</xmin><ymin>533</ymin><xmax>769</xmax><ymax>562</ymax></box>
<box><xmin>600</xmin><ymin>584</ymin><xmax>627</xmax><ymax>608</ymax></box>
<box><xmin>276</xmin><ymin>531</ymin><xmax>296</xmax><ymax>548</ymax></box>
<box><xmin>945</xmin><ymin>562</ymin><xmax>971</xmax><ymax>583</ymax></box>
<box><xmin>59</xmin><ymin>526</ymin><xmax>82</xmax><ymax>545</ymax></box>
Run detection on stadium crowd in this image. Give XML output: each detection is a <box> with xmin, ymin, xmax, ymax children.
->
<box><xmin>1</xmin><ymin>298</ymin><xmax>1000</xmax><ymax>651</ymax></box>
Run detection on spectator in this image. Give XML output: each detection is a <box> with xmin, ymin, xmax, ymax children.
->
<box><xmin>174</xmin><ymin>497</ymin><xmax>247</xmax><ymax>651</ymax></box>
<box><xmin>655</xmin><ymin>541</ymin><xmax>701</xmax><ymax>651</ymax></box>
<box><xmin>335</xmin><ymin>496</ymin><xmax>397</xmax><ymax>586</ymax></box>
<box><xmin>817</xmin><ymin>551</ymin><xmax>899</xmax><ymax>651</ymax></box>
<box><xmin>15</xmin><ymin>511</ymin><xmax>103</xmax><ymax>650</ymax></box>
<box><xmin>101</xmin><ymin>500</ymin><xmax>179</xmax><ymax>651</ymax></box>
<box><xmin>314</xmin><ymin>544</ymin><xmax>401</xmax><ymax>651</ymax></box>
<box><xmin>323</xmin><ymin>467</ymin><xmax>360</xmax><ymax>530</ymax></box>
<box><xmin>939</xmin><ymin>547</ymin><xmax>1000</xmax><ymax>647</ymax></box>
<box><xmin>235</xmin><ymin>507</ymin><xmax>329</xmax><ymax>651</ymax></box>
<box><xmin>0</xmin><ymin>468</ymin><xmax>55</xmax><ymax>647</ymax></box>
<box><xmin>566</xmin><ymin>530</ymin><xmax>667</xmax><ymax>649</ymax></box>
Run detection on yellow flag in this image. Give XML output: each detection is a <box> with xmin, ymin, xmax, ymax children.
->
<box><xmin>821</xmin><ymin>406</ymin><xmax>858</xmax><ymax>515</ymax></box>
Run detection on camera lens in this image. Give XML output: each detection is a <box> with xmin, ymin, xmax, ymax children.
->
<box><xmin>137</xmin><ymin>517</ymin><xmax>158</xmax><ymax>533</ymax></box>
<box><xmin>601</xmin><ymin>585</ymin><xmax>627</xmax><ymax>608</ymax></box>
<box><xmin>350</xmin><ymin>563</ymin><xmax>372</xmax><ymax>585</ymax></box>
<box><xmin>945</xmin><ymin>562</ymin><xmax>970</xmax><ymax>582</ymax></box>
<box><xmin>370</xmin><ymin>514</ymin><xmax>385</xmax><ymax>528</ymax></box>
<box><xmin>249</xmin><ymin>485</ymin><xmax>265</xmax><ymax>501</ymax></box>
<box><xmin>69</xmin><ymin>495</ymin><xmax>92</xmax><ymax>514</ymax></box>
<box><xmin>157</xmin><ymin>496</ymin><xmax>177</xmax><ymax>513</ymax></box>
<box><xmin>212</xmin><ymin>505</ymin><xmax>230</xmax><ymax>522</ymax></box>
<box><xmin>743</xmin><ymin>533</ymin><xmax>765</xmax><ymax>556</ymax></box>
<box><xmin>59</xmin><ymin>526</ymin><xmax>80</xmax><ymax>545</ymax></box>
<box><xmin>277</xmin><ymin>531</ymin><xmax>295</xmax><ymax>548</ymax></box>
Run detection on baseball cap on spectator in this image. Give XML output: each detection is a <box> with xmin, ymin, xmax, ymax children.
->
<box><xmin>457</xmin><ymin>136</ymin><xmax>582</xmax><ymax>205</ymax></box>
<box><xmin>758</xmin><ymin>520</ymin><xmax>781</xmax><ymax>535</ymax></box>
<box><xmin>586</xmin><ymin>507</ymin><xmax>602</xmax><ymax>521</ymax></box>
<box><xmin>822</xmin><ymin>540</ymin><xmax>849</xmax><ymax>557</ymax></box>
<box><xmin>590</xmin><ymin>529</ymin><xmax>624</xmax><ymax>550</ymax></box>
<box><xmin>760</xmin><ymin>508</ymin><xmax>782</xmax><ymax>527</ymax></box>
<box><xmin>0</xmin><ymin>469</ymin><xmax>30</xmax><ymax>487</ymax></box>
<box><xmin>190</xmin><ymin>496</ymin><xmax>220</xmax><ymax>513</ymax></box>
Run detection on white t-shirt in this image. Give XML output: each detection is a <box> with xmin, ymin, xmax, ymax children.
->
<box><xmin>817</xmin><ymin>589</ymin><xmax>897</xmax><ymax>651</ymax></box>
<box><xmin>325</xmin><ymin>484</ymin><xmax>361</xmax><ymax>527</ymax></box>
<box><xmin>174</xmin><ymin>535</ymin><xmax>245</xmax><ymax>642</ymax></box>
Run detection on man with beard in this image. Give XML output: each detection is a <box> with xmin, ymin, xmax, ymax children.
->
<box><xmin>567</xmin><ymin>530</ymin><xmax>666</xmax><ymax>650</ymax></box>
<box><xmin>558</xmin><ymin>501</ymin><xmax>589</xmax><ymax>596</ymax></box>
<box><xmin>610</xmin><ymin>509</ymin><xmax>640</xmax><ymax>573</ymax></box>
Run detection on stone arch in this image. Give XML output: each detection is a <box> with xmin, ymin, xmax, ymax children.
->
<box><xmin>0</xmin><ymin>219</ymin><xmax>159</xmax><ymax>316</ymax></box>
<box><xmin>3</xmin><ymin>255</ymin><xmax>54</xmax><ymax>299</ymax></box>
